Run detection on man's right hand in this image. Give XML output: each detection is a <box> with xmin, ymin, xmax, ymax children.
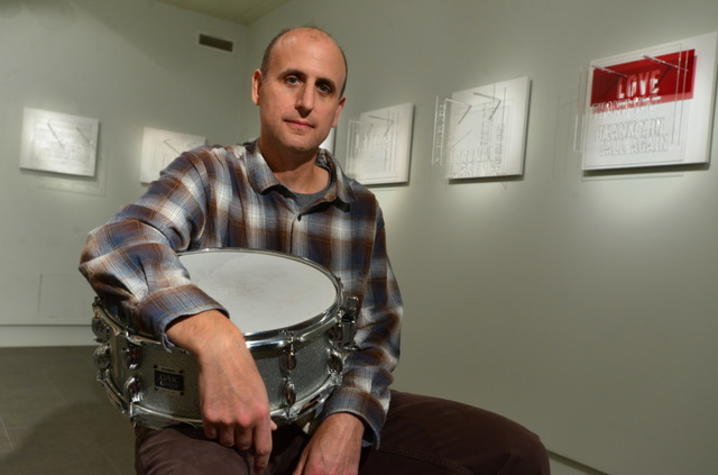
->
<box><xmin>166</xmin><ymin>310</ymin><xmax>276</xmax><ymax>473</ymax></box>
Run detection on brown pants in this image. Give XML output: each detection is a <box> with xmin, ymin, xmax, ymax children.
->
<box><xmin>135</xmin><ymin>391</ymin><xmax>550</xmax><ymax>474</ymax></box>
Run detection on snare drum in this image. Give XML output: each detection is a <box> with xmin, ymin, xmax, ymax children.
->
<box><xmin>91</xmin><ymin>248</ymin><xmax>357</xmax><ymax>429</ymax></box>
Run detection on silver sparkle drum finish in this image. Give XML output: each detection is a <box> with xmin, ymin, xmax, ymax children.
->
<box><xmin>91</xmin><ymin>248</ymin><xmax>357</xmax><ymax>429</ymax></box>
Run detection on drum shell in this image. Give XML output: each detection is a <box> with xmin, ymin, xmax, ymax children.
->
<box><xmin>91</xmin><ymin>248</ymin><xmax>353</xmax><ymax>428</ymax></box>
<box><xmin>94</xmin><ymin>305</ymin><xmax>344</xmax><ymax>428</ymax></box>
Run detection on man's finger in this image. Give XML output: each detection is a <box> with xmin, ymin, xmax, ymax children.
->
<box><xmin>253</xmin><ymin>419</ymin><xmax>273</xmax><ymax>474</ymax></box>
<box><xmin>218</xmin><ymin>425</ymin><xmax>236</xmax><ymax>447</ymax></box>
<box><xmin>235</xmin><ymin>426</ymin><xmax>253</xmax><ymax>451</ymax></box>
<box><xmin>203</xmin><ymin>423</ymin><xmax>217</xmax><ymax>440</ymax></box>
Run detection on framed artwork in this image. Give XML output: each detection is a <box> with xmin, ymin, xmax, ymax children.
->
<box><xmin>433</xmin><ymin>77</ymin><xmax>531</xmax><ymax>179</ymax></box>
<box><xmin>346</xmin><ymin>103</ymin><xmax>414</xmax><ymax>185</ymax></box>
<box><xmin>579</xmin><ymin>32</ymin><xmax>717</xmax><ymax>170</ymax></box>
<box><xmin>20</xmin><ymin>108</ymin><xmax>99</xmax><ymax>177</ymax></box>
<box><xmin>140</xmin><ymin>127</ymin><xmax>206</xmax><ymax>183</ymax></box>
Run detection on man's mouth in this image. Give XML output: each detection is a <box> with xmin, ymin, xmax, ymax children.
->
<box><xmin>285</xmin><ymin>119</ymin><xmax>314</xmax><ymax>129</ymax></box>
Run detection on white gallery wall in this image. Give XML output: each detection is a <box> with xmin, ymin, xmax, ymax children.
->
<box><xmin>0</xmin><ymin>0</ymin><xmax>247</xmax><ymax>344</ymax></box>
<box><xmin>239</xmin><ymin>1</ymin><xmax>718</xmax><ymax>474</ymax></box>
<box><xmin>1</xmin><ymin>0</ymin><xmax>717</xmax><ymax>474</ymax></box>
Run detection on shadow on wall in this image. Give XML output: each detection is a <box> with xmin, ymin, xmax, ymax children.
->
<box><xmin>0</xmin><ymin>0</ymin><xmax>205</xmax><ymax>75</ymax></box>
<box><xmin>0</xmin><ymin>401</ymin><xmax>135</xmax><ymax>474</ymax></box>
<box><xmin>0</xmin><ymin>0</ymin><xmax>77</xmax><ymax>29</ymax></box>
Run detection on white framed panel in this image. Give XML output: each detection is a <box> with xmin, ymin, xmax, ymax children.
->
<box><xmin>20</xmin><ymin>108</ymin><xmax>99</xmax><ymax>177</ymax></box>
<box><xmin>579</xmin><ymin>32</ymin><xmax>717</xmax><ymax>170</ymax></box>
<box><xmin>434</xmin><ymin>77</ymin><xmax>530</xmax><ymax>179</ymax></box>
<box><xmin>346</xmin><ymin>103</ymin><xmax>414</xmax><ymax>185</ymax></box>
<box><xmin>140</xmin><ymin>127</ymin><xmax>206</xmax><ymax>183</ymax></box>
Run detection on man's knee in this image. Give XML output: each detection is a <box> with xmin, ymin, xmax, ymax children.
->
<box><xmin>384</xmin><ymin>392</ymin><xmax>550</xmax><ymax>474</ymax></box>
<box><xmin>499</xmin><ymin>429</ymin><xmax>550</xmax><ymax>475</ymax></box>
<box><xmin>134</xmin><ymin>425</ymin><xmax>250</xmax><ymax>475</ymax></box>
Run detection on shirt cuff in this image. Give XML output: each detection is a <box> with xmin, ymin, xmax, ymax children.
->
<box><xmin>321</xmin><ymin>386</ymin><xmax>388</xmax><ymax>449</ymax></box>
<box><xmin>134</xmin><ymin>284</ymin><xmax>228</xmax><ymax>349</ymax></box>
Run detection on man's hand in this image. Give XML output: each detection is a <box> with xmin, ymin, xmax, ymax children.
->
<box><xmin>167</xmin><ymin>310</ymin><xmax>276</xmax><ymax>474</ymax></box>
<box><xmin>293</xmin><ymin>413</ymin><xmax>364</xmax><ymax>475</ymax></box>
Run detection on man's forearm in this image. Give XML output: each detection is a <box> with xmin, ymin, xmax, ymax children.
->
<box><xmin>166</xmin><ymin>309</ymin><xmax>242</xmax><ymax>356</ymax></box>
<box><xmin>293</xmin><ymin>413</ymin><xmax>364</xmax><ymax>475</ymax></box>
<box><xmin>167</xmin><ymin>308</ymin><xmax>275</xmax><ymax>473</ymax></box>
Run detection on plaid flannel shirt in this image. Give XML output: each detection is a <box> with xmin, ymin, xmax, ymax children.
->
<box><xmin>79</xmin><ymin>141</ymin><xmax>402</xmax><ymax>447</ymax></box>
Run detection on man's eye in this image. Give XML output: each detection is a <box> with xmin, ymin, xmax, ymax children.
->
<box><xmin>317</xmin><ymin>83</ymin><xmax>333</xmax><ymax>94</ymax></box>
<box><xmin>285</xmin><ymin>76</ymin><xmax>300</xmax><ymax>85</ymax></box>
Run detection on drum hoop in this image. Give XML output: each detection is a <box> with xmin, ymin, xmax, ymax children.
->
<box><xmin>178</xmin><ymin>247</ymin><xmax>343</xmax><ymax>344</ymax></box>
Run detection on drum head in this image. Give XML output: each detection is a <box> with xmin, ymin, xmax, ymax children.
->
<box><xmin>179</xmin><ymin>250</ymin><xmax>338</xmax><ymax>335</ymax></box>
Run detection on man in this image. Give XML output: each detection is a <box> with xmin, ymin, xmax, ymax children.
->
<box><xmin>80</xmin><ymin>27</ymin><xmax>549</xmax><ymax>474</ymax></box>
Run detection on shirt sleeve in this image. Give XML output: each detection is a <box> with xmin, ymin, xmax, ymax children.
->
<box><xmin>78</xmin><ymin>150</ymin><xmax>228</xmax><ymax>347</ymax></box>
<box><xmin>321</xmin><ymin>207</ymin><xmax>403</xmax><ymax>448</ymax></box>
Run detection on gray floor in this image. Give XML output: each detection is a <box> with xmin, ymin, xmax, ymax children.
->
<box><xmin>0</xmin><ymin>348</ymin><xmax>588</xmax><ymax>475</ymax></box>
<box><xmin>0</xmin><ymin>346</ymin><xmax>134</xmax><ymax>475</ymax></box>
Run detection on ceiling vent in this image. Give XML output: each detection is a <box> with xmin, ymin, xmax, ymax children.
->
<box><xmin>198</xmin><ymin>33</ymin><xmax>234</xmax><ymax>52</ymax></box>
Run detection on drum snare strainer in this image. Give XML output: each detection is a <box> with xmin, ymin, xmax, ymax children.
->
<box><xmin>91</xmin><ymin>248</ymin><xmax>358</xmax><ymax>429</ymax></box>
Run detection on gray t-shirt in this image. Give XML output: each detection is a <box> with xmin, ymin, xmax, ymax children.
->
<box><xmin>292</xmin><ymin>174</ymin><xmax>332</xmax><ymax>211</ymax></box>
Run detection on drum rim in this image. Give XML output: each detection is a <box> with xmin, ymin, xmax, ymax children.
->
<box><xmin>99</xmin><ymin>247</ymin><xmax>344</xmax><ymax>347</ymax></box>
<box><xmin>179</xmin><ymin>247</ymin><xmax>342</xmax><ymax>341</ymax></box>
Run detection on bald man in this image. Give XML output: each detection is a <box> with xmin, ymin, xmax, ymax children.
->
<box><xmin>80</xmin><ymin>27</ymin><xmax>549</xmax><ymax>474</ymax></box>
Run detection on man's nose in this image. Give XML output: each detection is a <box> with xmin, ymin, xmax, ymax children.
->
<box><xmin>295</xmin><ymin>84</ymin><xmax>315</xmax><ymax>116</ymax></box>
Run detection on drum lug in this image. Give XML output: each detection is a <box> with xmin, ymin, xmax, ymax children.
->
<box><xmin>332</xmin><ymin>296</ymin><xmax>359</xmax><ymax>349</ymax></box>
<box><xmin>91</xmin><ymin>313</ymin><xmax>111</xmax><ymax>343</ymax></box>
<box><xmin>281</xmin><ymin>342</ymin><xmax>297</xmax><ymax>372</ymax></box>
<box><xmin>328</xmin><ymin>349</ymin><xmax>343</xmax><ymax>375</ymax></box>
<box><xmin>124</xmin><ymin>376</ymin><xmax>143</xmax><ymax>404</ymax></box>
<box><xmin>93</xmin><ymin>343</ymin><xmax>112</xmax><ymax>372</ymax></box>
<box><xmin>283</xmin><ymin>378</ymin><xmax>296</xmax><ymax>407</ymax></box>
<box><xmin>123</xmin><ymin>343</ymin><xmax>143</xmax><ymax>370</ymax></box>
<box><xmin>279</xmin><ymin>331</ymin><xmax>298</xmax><ymax>410</ymax></box>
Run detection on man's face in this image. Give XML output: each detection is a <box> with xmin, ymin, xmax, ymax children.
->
<box><xmin>252</xmin><ymin>29</ymin><xmax>346</xmax><ymax>156</ymax></box>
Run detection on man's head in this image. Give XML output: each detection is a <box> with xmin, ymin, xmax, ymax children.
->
<box><xmin>252</xmin><ymin>27</ymin><xmax>347</xmax><ymax>158</ymax></box>
<box><xmin>260</xmin><ymin>27</ymin><xmax>348</xmax><ymax>96</ymax></box>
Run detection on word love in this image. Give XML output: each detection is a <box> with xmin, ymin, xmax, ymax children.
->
<box><xmin>616</xmin><ymin>70</ymin><xmax>661</xmax><ymax>99</ymax></box>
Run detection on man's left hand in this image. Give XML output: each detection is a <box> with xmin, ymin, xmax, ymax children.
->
<box><xmin>292</xmin><ymin>413</ymin><xmax>364</xmax><ymax>475</ymax></box>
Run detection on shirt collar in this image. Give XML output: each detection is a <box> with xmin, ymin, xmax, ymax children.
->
<box><xmin>243</xmin><ymin>140</ymin><xmax>355</xmax><ymax>206</ymax></box>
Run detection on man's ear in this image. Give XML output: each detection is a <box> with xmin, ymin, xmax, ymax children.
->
<box><xmin>251</xmin><ymin>69</ymin><xmax>263</xmax><ymax>105</ymax></box>
<box><xmin>331</xmin><ymin>96</ymin><xmax>347</xmax><ymax>128</ymax></box>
